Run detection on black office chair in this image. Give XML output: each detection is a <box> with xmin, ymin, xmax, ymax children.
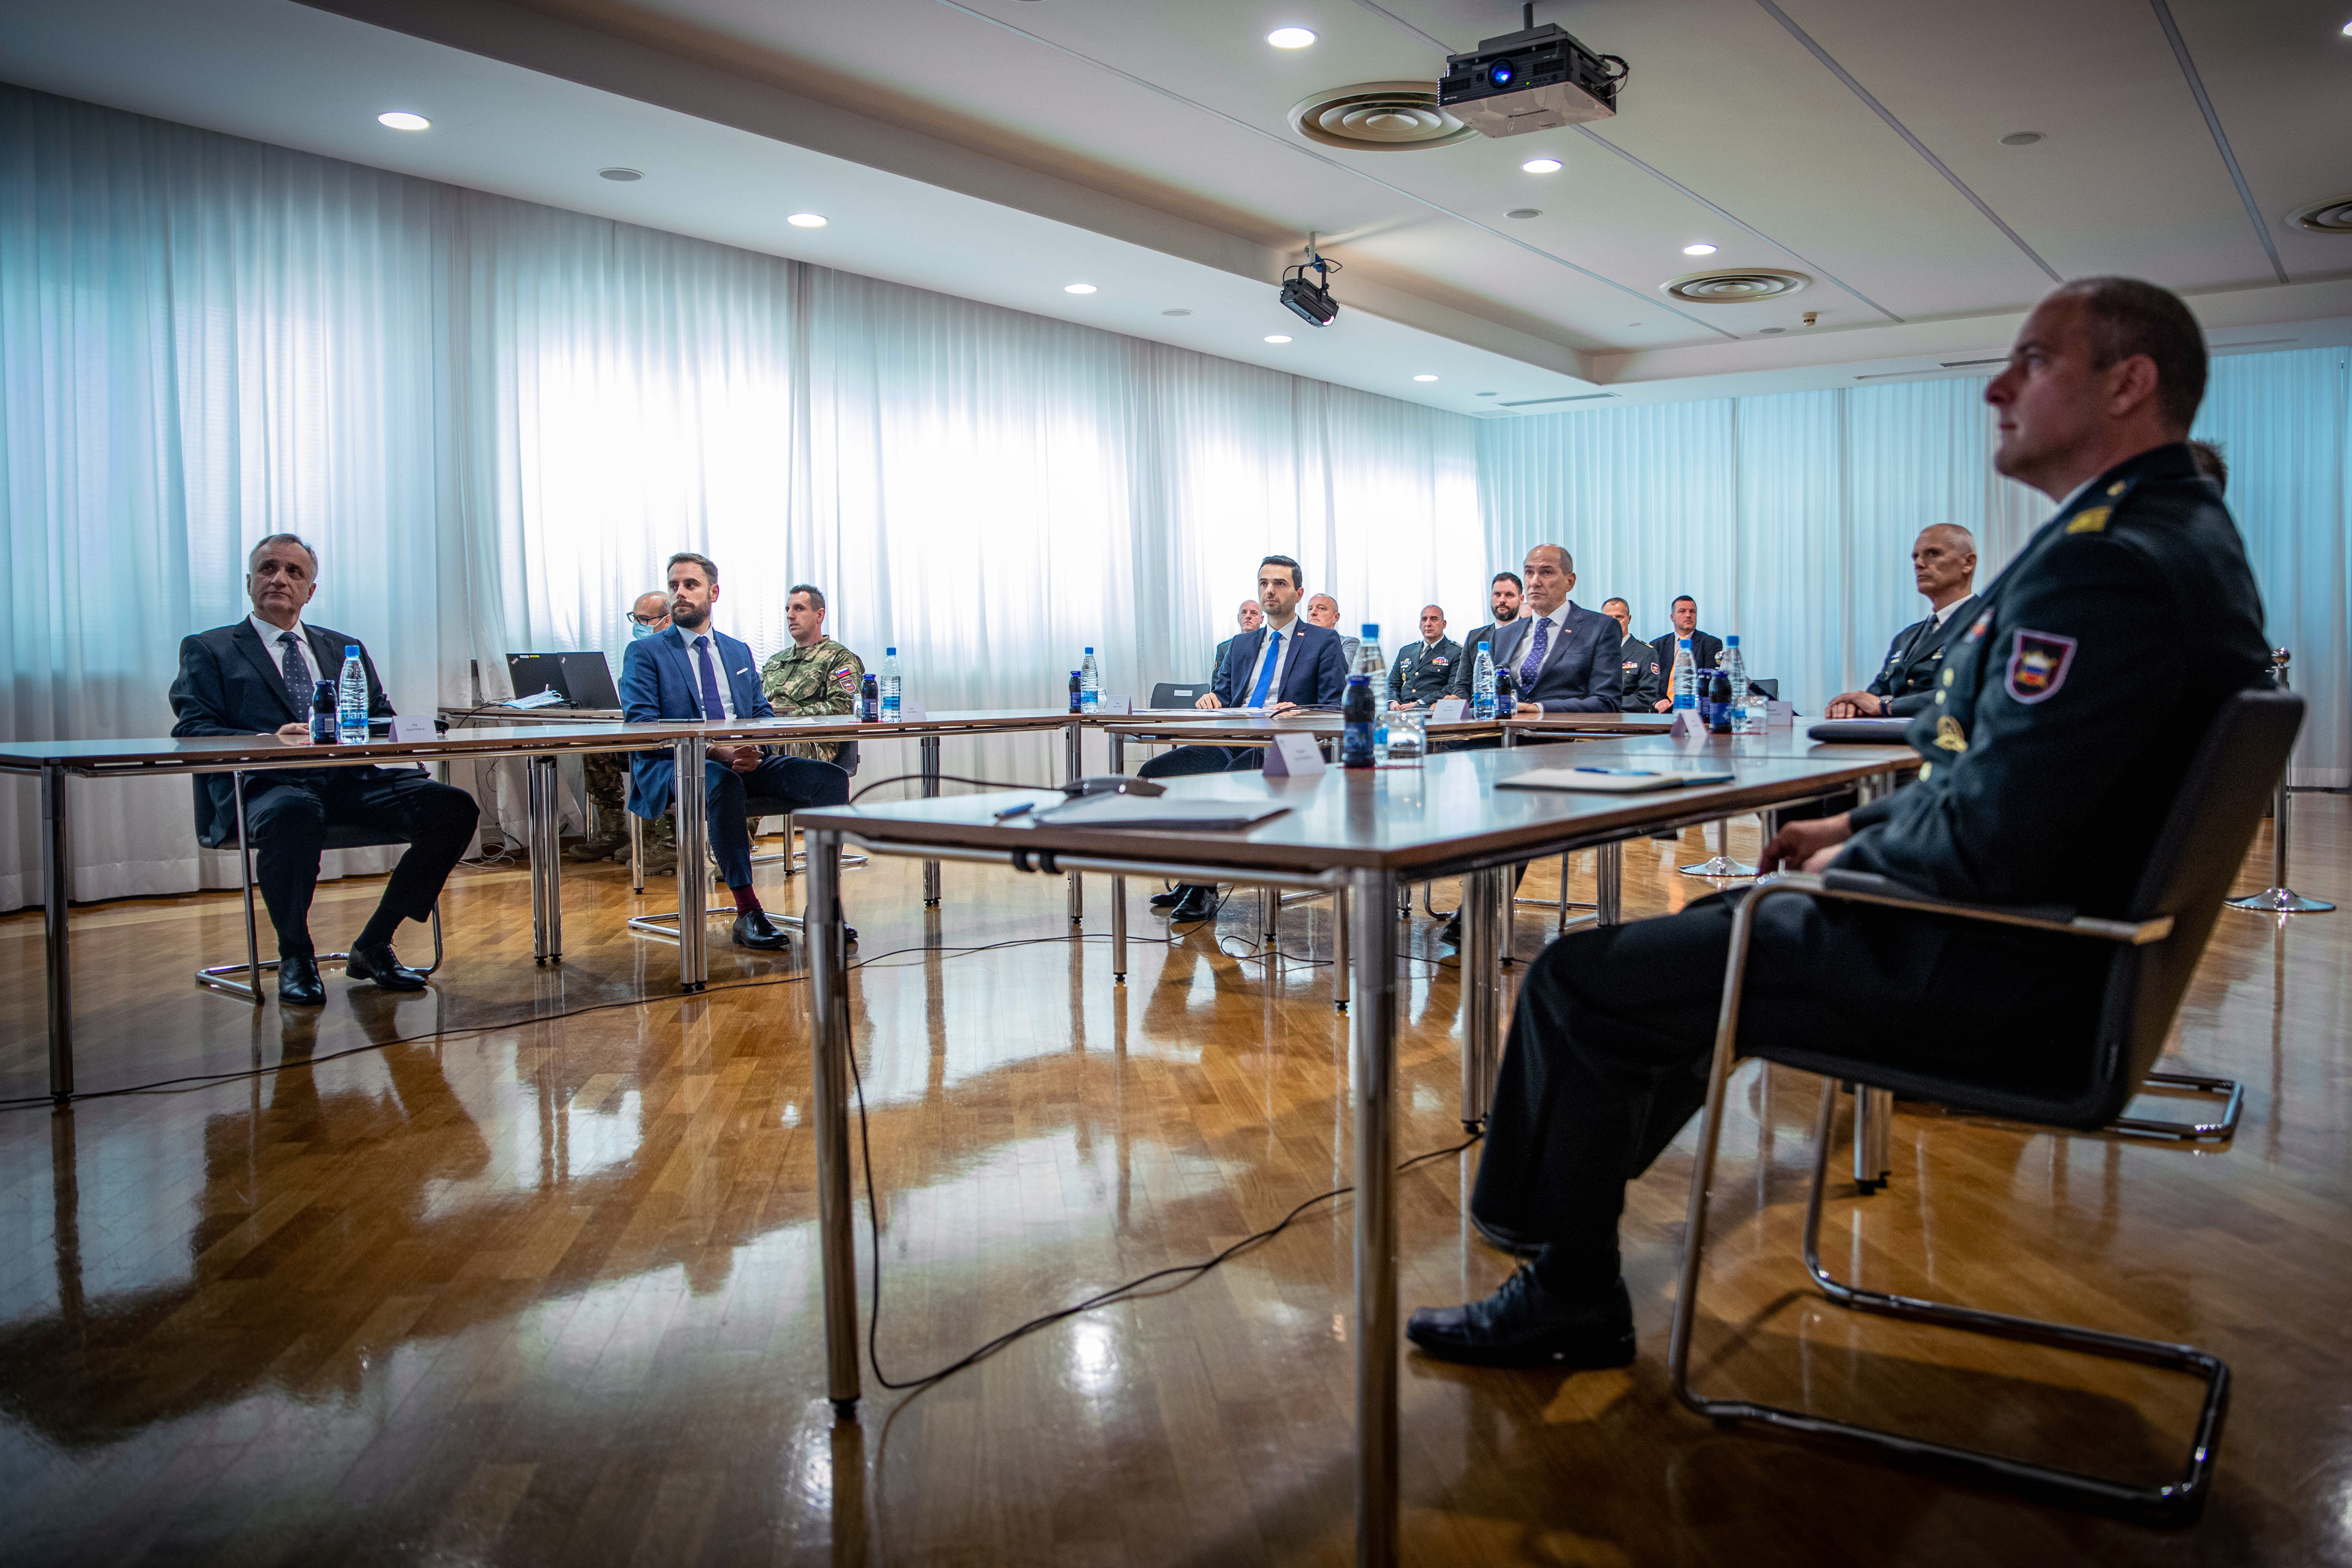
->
<box><xmin>191</xmin><ymin>776</ymin><xmax>445</xmax><ymax>1001</ymax></box>
<box><xmin>1149</xmin><ymin>681</ymin><xmax>1207</xmax><ymax>708</ymax></box>
<box><xmin>1668</xmin><ymin>686</ymin><xmax>2299</xmax><ymax>1522</ymax></box>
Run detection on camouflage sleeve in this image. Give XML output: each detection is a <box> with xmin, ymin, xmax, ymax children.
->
<box><xmin>759</xmin><ymin>651</ymin><xmax>790</xmax><ymax>707</ymax></box>
<box><xmin>813</xmin><ymin>645</ymin><xmax>863</xmax><ymax>717</ymax></box>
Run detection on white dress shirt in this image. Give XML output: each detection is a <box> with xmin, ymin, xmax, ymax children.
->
<box><xmin>1239</xmin><ymin>617</ymin><xmax>1299</xmax><ymax>706</ymax></box>
<box><xmin>676</xmin><ymin>625</ymin><xmax>738</xmax><ymax>720</ymax></box>
<box><xmin>252</xmin><ymin>614</ymin><xmax>323</xmax><ymax>692</ymax></box>
<box><xmin>1929</xmin><ymin>596</ymin><xmax>1968</xmax><ymax>631</ymax></box>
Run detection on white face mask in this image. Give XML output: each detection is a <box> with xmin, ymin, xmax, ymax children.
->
<box><xmin>630</xmin><ymin>619</ymin><xmax>665</xmax><ymax>640</ymax></box>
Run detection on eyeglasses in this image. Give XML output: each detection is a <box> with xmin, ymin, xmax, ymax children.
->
<box><xmin>628</xmin><ymin>611</ymin><xmax>668</xmax><ymax>626</ymax></box>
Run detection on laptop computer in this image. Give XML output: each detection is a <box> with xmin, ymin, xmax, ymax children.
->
<box><xmin>504</xmin><ymin>651</ymin><xmax>622</xmax><ymax>710</ymax></box>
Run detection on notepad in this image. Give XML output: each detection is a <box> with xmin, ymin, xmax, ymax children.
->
<box><xmin>1496</xmin><ymin>767</ymin><xmax>1736</xmax><ymax>794</ymax></box>
<box><xmin>1023</xmin><ymin>795</ymin><xmax>1292</xmax><ymax>832</ymax></box>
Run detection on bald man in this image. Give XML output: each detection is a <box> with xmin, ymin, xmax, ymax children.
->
<box><xmin>1827</xmin><ymin>525</ymin><xmax>1983</xmax><ymax>718</ymax></box>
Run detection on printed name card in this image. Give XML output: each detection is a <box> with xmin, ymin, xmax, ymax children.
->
<box><xmin>388</xmin><ymin>715</ymin><xmax>436</xmax><ymax>743</ymax></box>
<box><xmin>1427</xmin><ymin>697</ymin><xmax>1468</xmax><ymax>724</ymax></box>
<box><xmin>1260</xmin><ymin>732</ymin><xmax>1327</xmax><ymax>778</ymax></box>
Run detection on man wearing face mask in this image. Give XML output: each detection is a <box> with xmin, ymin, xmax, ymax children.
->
<box><xmin>573</xmin><ymin>590</ymin><xmax>673</xmax><ymax>864</ymax></box>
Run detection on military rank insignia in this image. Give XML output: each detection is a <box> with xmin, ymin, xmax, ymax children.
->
<box><xmin>1933</xmin><ymin>716</ymin><xmax>1968</xmax><ymax>753</ymax></box>
<box><xmin>2005</xmin><ymin>629</ymin><xmax>2077</xmax><ymax>704</ymax></box>
<box><xmin>1963</xmin><ymin>611</ymin><xmax>1991</xmax><ymax>643</ymax></box>
<box><xmin>2065</xmin><ymin>506</ymin><xmax>2110</xmax><ymax>534</ymax></box>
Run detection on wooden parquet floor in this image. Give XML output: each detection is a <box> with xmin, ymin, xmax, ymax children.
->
<box><xmin>2</xmin><ymin>803</ymin><xmax>2349</xmax><ymax>1566</ymax></box>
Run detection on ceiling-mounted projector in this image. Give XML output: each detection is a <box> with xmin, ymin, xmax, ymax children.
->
<box><xmin>1280</xmin><ymin>250</ymin><xmax>1341</xmax><ymax>327</ymax></box>
<box><xmin>1438</xmin><ymin>11</ymin><xmax>1626</xmax><ymax>139</ymax></box>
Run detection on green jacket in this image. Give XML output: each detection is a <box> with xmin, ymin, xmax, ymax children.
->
<box><xmin>759</xmin><ymin>637</ymin><xmax>865</xmax><ymax>762</ymax></box>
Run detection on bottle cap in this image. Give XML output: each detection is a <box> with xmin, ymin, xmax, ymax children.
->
<box><xmin>886</xmin><ymin>646</ymin><xmax>897</xmax><ymax>656</ymax></box>
<box><xmin>1726</xmin><ymin>634</ymin><xmax>1740</xmax><ymax>646</ymax></box>
<box><xmin>1084</xmin><ymin>646</ymin><xmax>1093</xmax><ymax>655</ymax></box>
<box><xmin>1361</xmin><ymin>623</ymin><xmax>1377</xmax><ymax>637</ymax></box>
<box><xmin>1347</xmin><ymin>673</ymin><xmax>1368</xmax><ymax>683</ymax></box>
<box><xmin>345</xmin><ymin>645</ymin><xmax>359</xmax><ymax>657</ymax></box>
<box><xmin>1478</xmin><ymin>640</ymin><xmax>1490</xmax><ymax>651</ymax></box>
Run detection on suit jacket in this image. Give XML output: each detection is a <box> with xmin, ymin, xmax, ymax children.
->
<box><xmin>1489</xmin><ymin>603</ymin><xmax>1624</xmax><ymax>713</ymax></box>
<box><xmin>170</xmin><ymin>620</ymin><xmax>400</xmax><ymax>843</ymax></box>
<box><xmin>1651</xmin><ymin>628</ymin><xmax>1723</xmax><ymax>679</ymax></box>
<box><xmin>1866</xmin><ymin>595</ymin><xmax>1982</xmax><ymax>718</ymax></box>
<box><xmin>1388</xmin><ymin>637</ymin><xmax>1462</xmax><ymax>705</ymax></box>
<box><xmin>1443</xmin><ymin>621</ymin><xmax>1515</xmax><ymax>701</ymax></box>
<box><xmin>622</xmin><ymin>626</ymin><xmax>775</xmax><ymax>817</ymax></box>
<box><xmin>1617</xmin><ymin>637</ymin><xmax>1666</xmax><ymax>710</ymax></box>
<box><xmin>1211</xmin><ymin>621</ymin><xmax>1348</xmax><ymax>709</ymax></box>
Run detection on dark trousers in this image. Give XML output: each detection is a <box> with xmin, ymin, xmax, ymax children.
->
<box><xmin>1471</xmin><ymin>890</ymin><xmax>2102</xmax><ymax>1274</ymax></box>
<box><xmin>243</xmin><ymin>768</ymin><xmax>480</xmax><ymax>957</ymax></box>
<box><xmin>706</xmin><ymin>755</ymin><xmax>849</xmax><ymax>887</ymax></box>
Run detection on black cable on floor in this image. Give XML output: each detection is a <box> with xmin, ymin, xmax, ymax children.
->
<box><xmin>848</xmin><ymin>772</ymin><xmax>1041</xmax><ymax>804</ymax></box>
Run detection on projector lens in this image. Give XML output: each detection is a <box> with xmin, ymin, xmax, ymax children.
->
<box><xmin>1490</xmin><ymin>63</ymin><xmax>1514</xmax><ymax>85</ymax></box>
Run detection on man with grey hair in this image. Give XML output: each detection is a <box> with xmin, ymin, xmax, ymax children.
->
<box><xmin>170</xmin><ymin>533</ymin><xmax>480</xmax><ymax>1004</ymax></box>
<box><xmin>1213</xmin><ymin>598</ymin><xmax>1264</xmax><ymax>676</ymax></box>
<box><xmin>1481</xmin><ymin>545</ymin><xmax>1623</xmax><ymax>714</ymax></box>
<box><xmin>1827</xmin><ymin>525</ymin><xmax>1982</xmax><ymax>719</ymax></box>
<box><xmin>1304</xmin><ymin>593</ymin><xmax>1360</xmax><ymax>668</ymax></box>
<box><xmin>572</xmin><ymin>589</ymin><xmax>673</xmax><ymax>864</ymax></box>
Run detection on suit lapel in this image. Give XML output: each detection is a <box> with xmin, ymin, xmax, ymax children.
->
<box><xmin>233</xmin><ymin>621</ymin><xmax>300</xmax><ymax>721</ymax></box>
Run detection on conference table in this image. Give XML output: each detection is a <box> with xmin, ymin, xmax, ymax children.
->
<box><xmin>789</xmin><ymin>732</ymin><xmax>1923</xmax><ymax>1568</ymax></box>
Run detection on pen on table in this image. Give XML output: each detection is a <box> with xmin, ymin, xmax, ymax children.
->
<box><xmin>994</xmin><ymin>801</ymin><xmax>1037</xmax><ymax>820</ymax></box>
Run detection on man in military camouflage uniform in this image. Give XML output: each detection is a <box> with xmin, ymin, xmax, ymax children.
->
<box><xmin>1409</xmin><ymin>276</ymin><xmax>2271</xmax><ymax>1369</ymax></box>
<box><xmin>573</xmin><ymin>589</ymin><xmax>673</xmax><ymax>865</ymax></box>
<box><xmin>759</xmin><ymin>584</ymin><xmax>864</xmax><ymax>761</ymax></box>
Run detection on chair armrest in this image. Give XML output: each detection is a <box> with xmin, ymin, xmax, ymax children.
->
<box><xmin>1785</xmin><ymin>869</ymin><xmax>2173</xmax><ymax>945</ymax></box>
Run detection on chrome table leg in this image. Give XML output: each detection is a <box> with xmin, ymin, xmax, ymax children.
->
<box><xmin>807</xmin><ymin>828</ymin><xmax>861</xmax><ymax>1414</ymax></box>
<box><xmin>674</xmin><ymin>734</ymin><xmax>707</xmax><ymax>991</ymax></box>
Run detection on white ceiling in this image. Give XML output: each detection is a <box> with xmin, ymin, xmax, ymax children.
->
<box><xmin>4</xmin><ymin>0</ymin><xmax>2350</xmax><ymax>414</ymax></box>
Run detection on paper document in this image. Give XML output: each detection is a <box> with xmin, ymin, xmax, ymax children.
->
<box><xmin>1496</xmin><ymin>767</ymin><xmax>1736</xmax><ymax>794</ymax></box>
<box><xmin>1024</xmin><ymin>795</ymin><xmax>1291</xmax><ymax>832</ymax></box>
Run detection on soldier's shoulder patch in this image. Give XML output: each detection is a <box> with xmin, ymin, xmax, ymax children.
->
<box><xmin>2065</xmin><ymin>505</ymin><xmax>2110</xmax><ymax>534</ymax></box>
<box><xmin>2005</xmin><ymin>629</ymin><xmax>2077</xmax><ymax>704</ymax></box>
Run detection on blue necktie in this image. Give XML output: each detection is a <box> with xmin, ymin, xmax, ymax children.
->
<box><xmin>277</xmin><ymin>631</ymin><xmax>311</xmax><ymax>715</ymax></box>
<box><xmin>692</xmin><ymin>635</ymin><xmax>726</xmax><ymax>721</ymax></box>
<box><xmin>1248</xmin><ymin>629</ymin><xmax>1282</xmax><ymax>707</ymax></box>
<box><xmin>1517</xmin><ymin>617</ymin><xmax>1552</xmax><ymax>689</ymax></box>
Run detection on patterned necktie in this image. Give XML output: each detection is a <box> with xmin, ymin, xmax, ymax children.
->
<box><xmin>277</xmin><ymin>631</ymin><xmax>311</xmax><ymax>716</ymax></box>
<box><xmin>692</xmin><ymin>635</ymin><xmax>727</xmax><ymax>721</ymax></box>
<box><xmin>1517</xmin><ymin>615</ymin><xmax>1552</xmax><ymax>689</ymax></box>
<box><xmin>1248</xmin><ymin>629</ymin><xmax>1282</xmax><ymax>707</ymax></box>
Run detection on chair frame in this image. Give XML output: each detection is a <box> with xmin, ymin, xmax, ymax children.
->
<box><xmin>194</xmin><ymin>770</ymin><xmax>444</xmax><ymax>1001</ymax></box>
<box><xmin>1666</xmin><ymin>873</ymin><xmax>2228</xmax><ymax>1522</ymax></box>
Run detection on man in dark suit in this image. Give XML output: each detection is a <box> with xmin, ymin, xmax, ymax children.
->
<box><xmin>1388</xmin><ymin>604</ymin><xmax>1460</xmax><ymax>707</ymax></box>
<box><xmin>1601</xmin><ymin>598</ymin><xmax>1665</xmax><ymax>710</ymax></box>
<box><xmin>1142</xmin><ymin>553</ymin><xmax>1346</xmax><ymax>922</ymax></box>
<box><xmin>621</xmin><ymin>551</ymin><xmax>849</xmax><ymax>953</ymax></box>
<box><xmin>1485</xmin><ymin>547</ymin><xmax>1623</xmax><ymax>714</ymax></box>
<box><xmin>1444</xmin><ymin>572</ymin><xmax>1524</xmax><ymax>702</ymax></box>
<box><xmin>169</xmin><ymin>533</ymin><xmax>480</xmax><ymax>1005</ymax></box>
<box><xmin>1828</xmin><ymin>526</ymin><xmax>1983</xmax><ymax>718</ymax></box>
<box><xmin>1212</xmin><ymin>598</ymin><xmax>1263</xmax><ymax>677</ymax></box>
<box><xmin>1408</xmin><ymin>277</ymin><xmax>2271</xmax><ymax>1370</ymax></box>
<box><xmin>1648</xmin><ymin>597</ymin><xmax>1723</xmax><ymax>706</ymax></box>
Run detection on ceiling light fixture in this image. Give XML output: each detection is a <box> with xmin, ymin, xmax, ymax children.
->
<box><xmin>1413</xmin><ymin>374</ymin><xmax>1439</xmax><ymax>382</ymax></box>
<box><xmin>1267</xmin><ymin>27</ymin><xmax>1317</xmax><ymax>48</ymax></box>
<box><xmin>1999</xmin><ymin>131</ymin><xmax>2044</xmax><ymax>146</ymax></box>
<box><xmin>1064</xmin><ymin>283</ymin><xmax>1098</xmax><ymax>294</ymax></box>
<box><xmin>376</xmin><ymin>112</ymin><xmax>430</xmax><ymax>131</ymax></box>
<box><xmin>599</xmin><ymin>167</ymin><xmax>642</xmax><ymax>182</ymax></box>
<box><xmin>1505</xmin><ymin>208</ymin><xmax>1541</xmax><ymax>220</ymax></box>
<box><xmin>1521</xmin><ymin>157</ymin><xmax>1562</xmax><ymax>173</ymax></box>
<box><xmin>1682</xmin><ymin>242</ymin><xmax>1718</xmax><ymax>256</ymax></box>
<box><xmin>1264</xmin><ymin>334</ymin><xmax>1292</xmax><ymax>343</ymax></box>
<box><xmin>1163</xmin><ymin>308</ymin><xmax>1193</xmax><ymax>317</ymax></box>
<box><xmin>786</xmin><ymin>213</ymin><xmax>828</xmax><ymax>228</ymax></box>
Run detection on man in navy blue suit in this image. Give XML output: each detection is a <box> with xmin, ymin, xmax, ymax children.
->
<box><xmin>1141</xmin><ymin>553</ymin><xmax>1347</xmax><ymax>923</ymax></box>
<box><xmin>620</xmin><ymin>552</ymin><xmax>849</xmax><ymax>952</ymax></box>
<box><xmin>1484</xmin><ymin>545</ymin><xmax>1624</xmax><ymax>714</ymax></box>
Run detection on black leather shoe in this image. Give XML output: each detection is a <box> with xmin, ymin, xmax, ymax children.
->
<box><xmin>277</xmin><ymin>954</ymin><xmax>325</xmax><ymax>1007</ymax></box>
<box><xmin>1149</xmin><ymin>887</ymin><xmax>1184</xmax><ymax>909</ymax></box>
<box><xmin>1168</xmin><ymin>885</ymin><xmax>1218</xmax><ymax>923</ymax></box>
<box><xmin>732</xmin><ymin>909</ymin><xmax>791</xmax><ymax>951</ymax></box>
<box><xmin>1406</xmin><ymin>1268</ymin><xmax>1635</xmax><ymax>1369</ymax></box>
<box><xmin>1438</xmin><ymin>914</ymin><xmax>1461</xmax><ymax>948</ymax></box>
<box><xmin>346</xmin><ymin>942</ymin><xmax>428</xmax><ymax>991</ymax></box>
<box><xmin>1471</xmin><ymin>1214</ymin><xmax>1545</xmax><ymax>1260</ymax></box>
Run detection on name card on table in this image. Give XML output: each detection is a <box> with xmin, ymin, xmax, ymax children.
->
<box><xmin>1260</xmin><ymin>731</ymin><xmax>1327</xmax><ymax>778</ymax></box>
<box><xmin>1100</xmin><ymin>693</ymin><xmax>1133</xmax><ymax>715</ymax></box>
<box><xmin>1427</xmin><ymin>697</ymin><xmax>1468</xmax><ymax>724</ymax></box>
<box><xmin>904</xmin><ymin>702</ymin><xmax>928</xmax><ymax>722</ymax></box>
<box><xmin>1670</xmin><ymin>709</ymin><xmax>1707</xmax><ymax>739</ymax></box>
<box><xmin>388</xmin><ymin>715</ymin><xmax>437</xmax><ymax>743</ymax></box>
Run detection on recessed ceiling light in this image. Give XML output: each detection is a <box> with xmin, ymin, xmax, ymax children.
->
<box><xmin>1759</xmin><ymin>327</ymin><xmax>1786</xmax><ymax>334</ymax></box>
<box><xmin>1476</xmin><ymin>391</ymin><xmax>1497</xmax><ymax>397</ymax></box>
<box><xmin>1627</xmin><ymin>322</ymin><xmax>1642</xmax><ymax>327</ymax></box>
<box><xmin>1505</xmin><ymin>208</ymin><xmax>1541</xmax><ymax>220</ymax></box>
<box><xmin>1162</xmin><ymin>308</ymin><xmax>1192</xmax><ymax>317</ymax></box>
<box><xmin>1267</xmin><ymin>27</ymin><xmax>1317</xmax><ymax>48</ymax></box>
<box><xmin>1682</xmin><ymin>242</ymin><xmax>1718</xmax><ymax>256</ymax></box>
<box><xmin>1521</xmin><ymin>157</ymin><xmax>1562</xmax><ymax>173</ymax></box>
<box><xmin>786</xmin><ymin>213</ymin><xmax>828</xmax><ymax>227</ymax></box>
<box><xmin>1999</xmin><ymin>131</ymin><xmax>2044</xmax><ymax>147</ymax></box>
<box><xmin>599</xmin><ymin>167</ymin><xmax>643</xmax><ymax>182</ymax></box>
<box><xmin>1064</xmin><ymin>283</ymin><xmax>1097</xmax><ymax>294</ymax></box>
<box><xmin>1264</xmin><ymin>334</ymin><xmax>1292</xmax><ymax>343</ymax></box>
<box><xmin>1413</xmin><ymin>374</ymin><xmax>1439</xmax><ymax>382</ymax></box>
<box><xmin>377</xmin><ymin>112</ymin><xmax>429</xmax><ymax>131</ymax></box>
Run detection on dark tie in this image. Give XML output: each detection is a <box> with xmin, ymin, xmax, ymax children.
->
<box><xmin>277</xmin><ymin>631</ymin><xmax>311</xmax><ymax>716</ymax></box>
<box><xmin>1517</xmin><ymin>617</ymin><xmax>1552</xmax><ymax>689</ymax></box>
<box><xmin>1248</xmin><ymin>630</ymin><xmax>1282</xmax><ymax>707</ymax></box>
<box><xmin>692</xmin><ymin>635</ymin><xmax>727</xmax><ymax>721</ymax></box>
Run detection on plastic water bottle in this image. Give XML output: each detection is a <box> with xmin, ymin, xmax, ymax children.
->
<box><xmin>880</xmin><ymin>647</ymin><xmax>902</xmax><ymax>720</ymax></box>
<box><xmin>1670</xmin><ymin>637</ymin><xmax>1697</xmax><ymax>714</ymax></box>
<box><xmin>1341</xmin><ymin>674</ymin><xmax>1375</xmax><ymax>768</ymax></box>
<box><xmin>1353</xmin><ymin>626</ymin><xmax>1388</xmax><ymax>761</ymax></box>
<box><xmin>1724</xmin><ymin>635</ymin><xmax>1761</xmax><ymax>734</ymax></box>
<box><xmin>336</xmin><ymin>646</ymin><xmax>368</xmax><ymax>744</ymax></box>
<box><xmin>1079</xmin><ymin>648</ymin><xmax>1101</xmax><ymax>715</ymax></box>
<box><xmin>1472</xmin><ymin>640</ymin><xmax>1497</xmax><ymax>720</ymax></box>
<box><xmin>1708</xmin><ymin>668</ymin><xmax>1733</xmax><ymax>733</ymax></box>
<box><xmin>1494</xmin><ymin>665</ymin><xmax>1518</xmax><ymax>718</ymax></box>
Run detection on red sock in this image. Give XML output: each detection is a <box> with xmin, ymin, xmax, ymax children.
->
<box><xmin>732</xmin><ymin>884</ymin><xmax>762</xmax><ymax>915</ymax></box>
